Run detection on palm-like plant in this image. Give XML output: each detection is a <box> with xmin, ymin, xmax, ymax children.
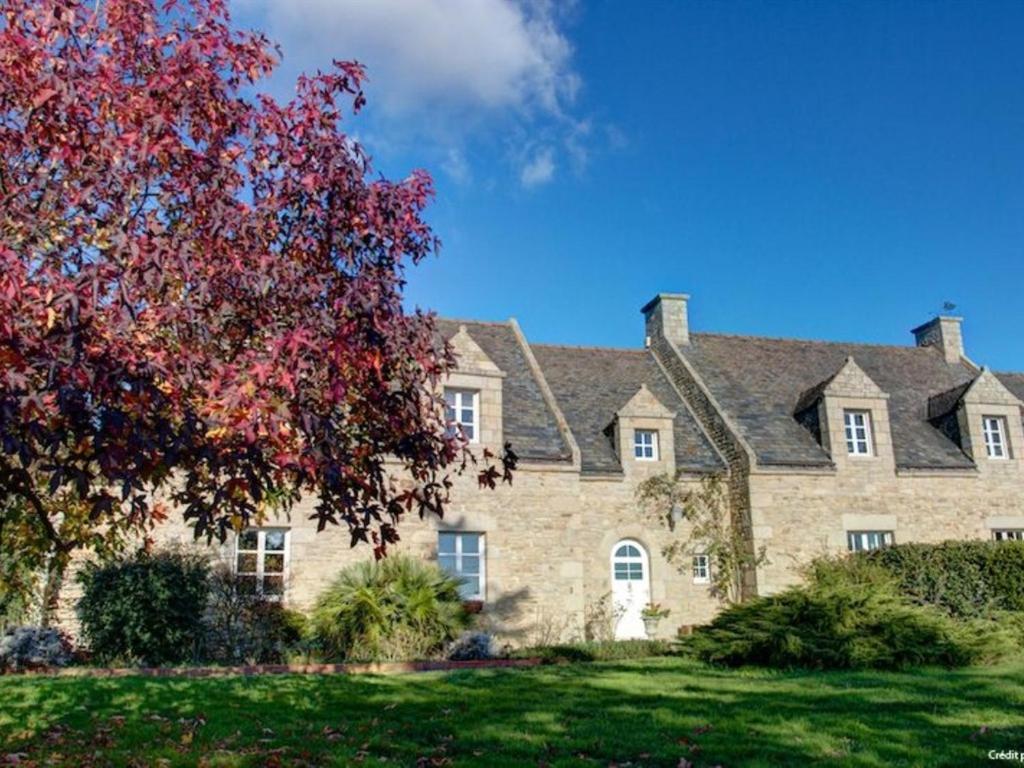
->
<box><xmin>310</xmin><ymin>556</ymin><xmax>471</xmax><ymax>661</ymax></box>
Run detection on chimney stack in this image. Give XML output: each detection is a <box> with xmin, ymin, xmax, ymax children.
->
<box><xmin>912</xmin><ymin>316</ymin><xmax>964</xmax><ymax>364</ymax></box>
<box><xmin>642</xmin><ymin>293</ymin><xmax>690</xmax><ymax>347</ymax></box>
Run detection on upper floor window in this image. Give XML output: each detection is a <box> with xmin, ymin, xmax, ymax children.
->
<box><xmin>847</xmin><ymin>530</ymin><xmax>893</xmax><ymax>552</ymax></box>
<box><xmin>438</xmin><ymin>531</ymin><xmax>485</xmax><ymax>600</ymax></box>
<box><xmin>236</xmin><ymin>528</ymin><xmax>289</xmax><ymax>600</ymax></box>
<box><xmin>982</xmin><ymin>416</ymin><xmax>1009</xmax><ymax>459</ymax></box>
<box><xmin>692</xmin><ymin>554</ymin><xmax>710</xmax><ymax>584</ymax></box>
<box><xmin>633</xmin><ymin>429</ymin><xmax>659</xmax><ymax>460</ymax></box>
<box><xmin>444</xmin><ymin>388</ymin><xmax>479</xmax><ymax>443</ymax></box>
<box><xmin>993</xmin><ymin>529</ymin><xmax>1024</xmax><ymax>542</ymax></box>
<box><xmin>843</xmin><ymin>410</ymin><xmax>873</xmax><ymax>456</ymax></box>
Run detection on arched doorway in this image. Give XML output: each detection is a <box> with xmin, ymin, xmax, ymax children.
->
<box><xmin>610</xmin><ymin>539</ymin><xmax>651</xmax><ymax>639</ymax></box>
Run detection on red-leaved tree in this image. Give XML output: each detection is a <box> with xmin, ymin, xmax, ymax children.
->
<box><xmin>0</xmin><ymin>0</ymin><xmax>515</xmax><ymax>564</ymax></box>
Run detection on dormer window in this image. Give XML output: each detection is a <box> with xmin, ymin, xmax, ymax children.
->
<box><xmin>444</xmin><ymin>388</ymin><xmax>479</xmax><ymax>443</ymax></box>
<box><xmin>982</xmin><ymin>416</ymin><xmax>1008</xmax><ymax>459</ymax></box>
<box><xmin>633</xmin><ymin>429</ymin><xmax>658</xmax><ymax>460</ymax></box>
<box><xmin>843</xmin><ymin>410</ymin><xmax>873</xmax><ymax>456</ymax></box>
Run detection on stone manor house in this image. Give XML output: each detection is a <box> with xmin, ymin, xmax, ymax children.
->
<box><xmin>62</xmin><ymin>293</ymin><xmax>1024</xmax><ymax>643</ymax></box>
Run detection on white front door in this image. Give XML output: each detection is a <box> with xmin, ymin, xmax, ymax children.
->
<box><xmin>611</xmin><ymin>540</ymin><xmax>651</xmax><ymax>639</ymax></box>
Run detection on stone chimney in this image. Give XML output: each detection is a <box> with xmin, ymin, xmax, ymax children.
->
<box><xmin>912</xmin><ymin>316</ymin><xmax>964</xmax><ymax>364</ymax></box>
<box><xmin>642</xmin><ymin>293</ymin><xmax>690</xmax><ymax>347</ymax></box>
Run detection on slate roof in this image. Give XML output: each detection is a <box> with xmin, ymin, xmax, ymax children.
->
<box><xmin>530</xmin><ymin>344</ymin><xmax>724</xmax><ymax>474</ymax></box>
<box><xmin>435</xmin><ymin>319</ymin><xmax>571</xmax><ymax>463</ymax></box>
<box><xmin>682</xmin><ymin>333</ymin><xmax>981</xmax><ymax>470</ymax></box>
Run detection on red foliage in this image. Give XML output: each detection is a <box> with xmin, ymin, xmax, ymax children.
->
<box><xmin>0</xmin><ymin>0</ymin><xmax>515</xmax><ymax>555</ymax></box>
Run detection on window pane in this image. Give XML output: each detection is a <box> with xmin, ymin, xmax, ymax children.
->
<box><xmin>457</xmin><ymin>578</ymin><xmax>479</xmax><ymax>600</ymax></box>
<box><xmin>438</xmin><ymin>554</ymin><xmax>457</xmax><ymax>574</ymax></box>
<box><xmin>438</xmin><ymin>533</ymin><xmax>456</xmax><ymax>554</ymax></box>
<box><xmin>461</xmin><ymin>535</ymin><xmax>480</xmax><ymax>554</ymax></box>
<box><xmin>462</xmin><ymin>424</ymin><xmax>475</xmax><ymax>440</ymax></box>
<box><xmin>239</xmin><ymin>530</ymin><xmax>258</xmax><ymax>550</ymax></box>
<box><xmin>262</xmin><ymin>576</ymin><xmax>284</xmax><ymax>597</ymax></box>
<box><xmin>264</xmin><ymin>531</ymin><xmax>286</xmax><ymax>551</ymax></box>
<box><xmin>237</xmin><ymin>575</ymin><xmax>258</xmax><ymax>596</ymax></box>
<box><xmin>444</xmin><ymin>390</ymin><xmax>456</xmax><ymax>407</ymax></box>
<box><xmin>236</xmin><ymin>553</ymin><xmax>258</xmax><ymax>573</ymax></box>
<box><xmin>264</xmin><ymin>553</ymin><xmax>285</xmax><ymax>574</ymax></box>
<box><xmin>461</xmin><ymin>555</ymin><xmax>480</xmax><ymax>575</ymax></box>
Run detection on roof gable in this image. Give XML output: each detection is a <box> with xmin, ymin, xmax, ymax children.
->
<box><xmin>616</xmin><ymin>384</ymin><xmax>676</xmax><ymax>420</ymax></box>
<box><xmin>795</xmin><ymin>356</ymin><xmax>887</xmax><ymax>413</ymax></box>
<box><xmin>961</xmin><ymin>368</ymin><xmax>1023</xmax><ymax>407</ymax></box>
<box><xmin>447</xmin><ymin>324</ymin><xmax>504</xmax><ymax>377</ymax></box>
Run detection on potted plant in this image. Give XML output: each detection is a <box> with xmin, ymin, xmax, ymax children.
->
<box><xmin>640</xmin><ymin>603</ymin><xmax>670</xmax><ymax>638</ymax></box>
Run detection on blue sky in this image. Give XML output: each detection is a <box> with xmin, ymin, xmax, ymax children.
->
<box><xmin>234</xmin><ymin>0</ymin><xmax>1024</xmax><ymax>370</ymax></box>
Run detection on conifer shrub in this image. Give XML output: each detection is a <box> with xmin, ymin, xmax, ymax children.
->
<box><xmin>684</xmin><ymin>579</ymin><xmax>1015</xmax><ymax>670</ymax></box>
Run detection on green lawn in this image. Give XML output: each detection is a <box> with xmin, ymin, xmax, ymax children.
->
<box><xmin>2</xmin><ymin>657</ymin><xmax>1022</xmax><ymax>767</ymax></box>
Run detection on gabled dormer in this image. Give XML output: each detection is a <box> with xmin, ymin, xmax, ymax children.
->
<box><xmin>609</xmin><ymin>384</ymin><xmax>676</xmax><ymax>474</ymax></box>
<box><xmin>444</xmin><ymin>325</ymin><xmax>506</xmax><ymax>447</ymax></box>
<box><xmin>929</xmin><ymin>368</ymin><xmax>1023</xmax><ymax>470</ymax></box>
<box><xmin>794</xmin><ymin>356</ymin><xmax>894</xmax><ymax>470</ymax></box>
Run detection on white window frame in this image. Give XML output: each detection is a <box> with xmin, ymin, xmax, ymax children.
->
<box><xmin>633</xmin><ymin>429</ymin><xmax>659</xmax><ymax>461</ymax></box>
<box><xmin>438</xmin><ymin>531</ymin><xmax>486</xmax><ymax>601</ymax></box>
<box><xmin>982</xmin><ymin>416</ymin><xmax>1009</xmax><ymax>460</ymax></box>
<box><xmin>234</xmin><ymin>528</ymin><xmax>290</xmax><ymax>601</ymax></box>
<box><xmin>846</xmin><ymin>530</ymin><xmax>894</xmax><ymax>552</ymax></box>
<box><xmin>843</xmin><ymin>410</ymin><xmax>873</xmax><ymax>456</ymax></box>
<box><xmin>611</xmin><ymin>540</ymin><xmax>648</xmax><ymax>582</ymax></box>
<box><xmin>993</xmin><ymin>529</ymin><xmax>1024</xmax><ymax>542</ymax></box>
<box><xmin>692</xmin><ymin>554</ymin><xmax>710</xmax><ymax>584</ymax></box>
<box><xmin>444</xmin><ymin>388</ymin><xmax>480</xmax><ymax>444</ymax></box>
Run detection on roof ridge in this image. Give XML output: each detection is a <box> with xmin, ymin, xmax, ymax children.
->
<box><xmin>691</xmin><ymin>330</ymin><xmax>930</xmax><ymax>351</ymax></box>
<box><xmin>436</xmin><ymin>316</ymin><xmax>511</xmax><ymax>328</ymax></box>
<box><xmin>531</xmin><ymin>342</ymin><xmax>647</xmax><ymax>353</ymax></box>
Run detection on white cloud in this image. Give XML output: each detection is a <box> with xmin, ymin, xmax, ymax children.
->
<box><xmin>243</xmin><ymin>0</ymin><xmax>578</xmax><ymax>118</ymax></box>
<box><xmin>237</xmin><ymin>0</ymin><xmax>585</xmax><ymax>185</ymax></box>
<box><xmin>519</xmin><ymin>147</ymin><xmax>555</xmax><ymax>187</ymax></box>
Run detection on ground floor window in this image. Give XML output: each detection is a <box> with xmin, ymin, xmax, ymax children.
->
<box><xmin>235</xmin><ymin>528</ymin><xmax>289</xmax><ymax>599</ymax></box>
<box><xmin>993</xmin><ymin>529</ymin><xmax>1024</xmax><ymax>541</ymax></box>
<box><xmin>438</xmin><ymin>532</ymin><xmax>485</xmax><ymax>600</ymax></box>
<box><xmin>692</xmin><ymin>554</ymin><xmax>710</xmax><ymax>584</ymax></box>
<box><xmin>846</xmin><ymin>530</ymin><xmax>894</xmax><ymax>552</ymax></box>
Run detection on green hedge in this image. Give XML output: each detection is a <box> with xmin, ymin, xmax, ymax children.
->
<box><xmin>859</xmin><ymin>540</ymin><xmax>1024</xmax><ymax>618</ymax></box>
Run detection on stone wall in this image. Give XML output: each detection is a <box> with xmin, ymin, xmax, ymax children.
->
<box><xmin>748</xmin><ymin>462</ymin><xmax>1024</xmax><ymax>594</ymax></box>
<box><xmin>54</xmin><ymin>459</ymin><xmax>723</xmax><ymax>645</ymax></box>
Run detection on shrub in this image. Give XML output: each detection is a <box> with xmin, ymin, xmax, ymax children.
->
<box><xmin>77</xmin><ymin>550</ymin><xmax>209</xmax><ymax>666</ymax></box>
<box><xmin>203</xmin><ymin>568</ymin><xmax>307</xmax><ymax>665</ymax></box>
<box><xmin>447</xmin><ymin>631</ymin><xmax>495</xmax><ymax>661</ymax></box>
<box><xmin>310</xmin><ymin>556</ymin><xmax>471</xmax><ymax>662</ymax></box>
<box><xmin>0</xmin><ymin>626</ymin><xmax>72</xmax><ymax>671</ymax></box>
<box><xmin>858</xmin><ymin>540</ymin><xmax>1024</xmax><ymax>618</ymax></box>
<box><xmin>683</xmin><ymin>580</ymin><xmax>1015</xmax><ymax>670</ymax></box>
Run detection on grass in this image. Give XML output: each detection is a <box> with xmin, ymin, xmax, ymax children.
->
<box><xmin>2</xmin><ymin>656</ymin><xmax>1023</xmax><ymax>767</ymax></box>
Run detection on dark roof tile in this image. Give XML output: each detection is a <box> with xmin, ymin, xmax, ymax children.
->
<box><xmin>683</xmin><ymin>334</ymin><xmax>978</xmax><ymax>470</ymax></box>
<box><xmin>531</xmin><ymin>344</ymin><xmax>724</xmax><ymax>474</ymax></box>
<box><xmin>436</xmin><ymin>319</ymin><xmax>570</xmax><ymax>462</ymax></box>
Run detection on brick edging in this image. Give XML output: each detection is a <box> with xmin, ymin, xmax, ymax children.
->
<box><xmin>7</xmin><ymin>657</ymin><xmax>543</xmax><ymax>679</ymax></box>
